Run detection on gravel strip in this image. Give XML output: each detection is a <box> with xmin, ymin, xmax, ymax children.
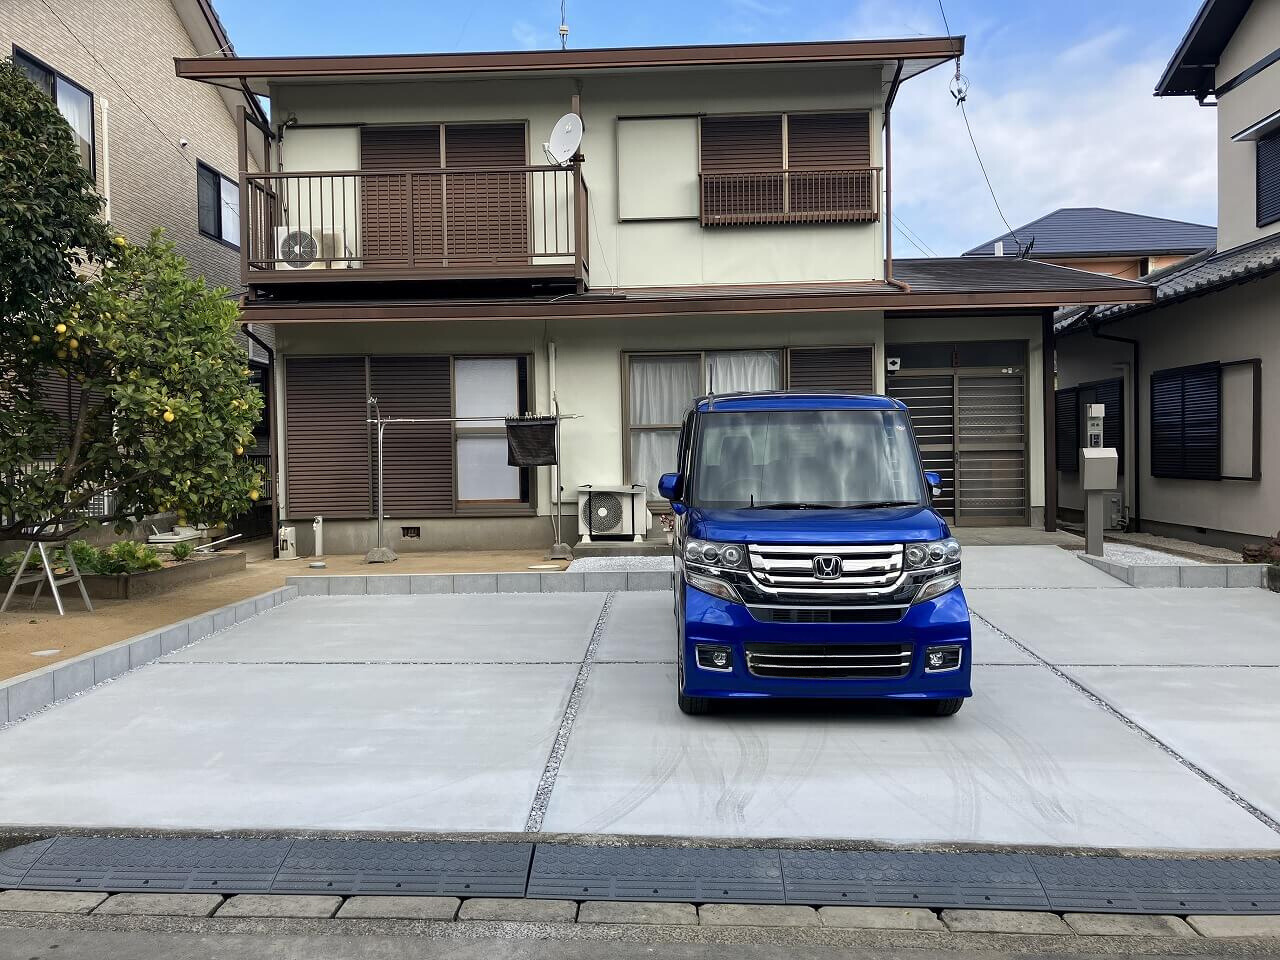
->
<box><xmin>1097</xmin><ymin>544</ymin><xmax>1203</xmax><ymax>566</ymax></box>
<box><xmin>567</xmin><ymin>556</ymin><xmax>674</xmax><ymax>572</ymax></box>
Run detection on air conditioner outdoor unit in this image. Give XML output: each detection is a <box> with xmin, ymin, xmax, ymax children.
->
<box><xmin>274</xmin><ymin>227</ymin><xmax>349</xmax><ymax>270</ymax></box>
<box><xmin>577</xmin><ymin>484</ymin><xmax>649</xmax><ymax>542</ymax></box>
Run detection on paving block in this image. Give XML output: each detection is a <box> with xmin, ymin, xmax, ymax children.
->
<box><xmin>279</xmin><ymin>586</ymin><xmax>299</xmax><ymax>602</ymax></box>
<box><xmin>541</xmin><ymin>572</ymin><xmax>584</xmax><ymax>593</ymax></box>
<box><xmin>92</xmin><ymin>645</ymin><xmax>131</xmax><ymax>684</ymax></box>
<box><xmin>584</xmin><ymin>572</ymin><xmax>628</xmax><ymax>592</ymax></box>
<box><xmin>0</xmin><ymin>686</ymin><xmax>7</xmax><ymax>724</ymax></box>
<box><xmin>1227</xmin><ymin>565</ymin><xmax>1265</xmax><ymax>588</ymax></box>
<box><xmin>496</xmin><ymin>573</ymin><xmax>541</xmax><ymax>593</ymax></box>
<box><xmin>1180</xmin><ymin>565</ymin><xmax>1228</xmax><ymax>588</ymax></box>
<box><xmin>6</xmin><ymin>673</ymin><xmax>54</xmax><ymax>719</ymax></box>
<box><xmin>819</xmin><ymin>906</ymin><xmax>945</xmax><ymax>931</ymax></box>
<box><xmin>213</xmin><ymin>609</ymin><xmax>235</xmax><ymax>631</ymax></box>
<box><xmin>52</xmin><ymin>659</ymin><xmax>95</xmax><ymax>700</ymax></box>
<box><xmin>1188</xmin><ymin>915</ymin><xmax>1280</xmax><ymax>938</ymax></box>
<box><xmin>366</xmin><ymin>576</ymin><xmax>412</xmax><ymax>595</ymax></box>
<box><xmin>336</xmin><ymin>896</ymin><xmax>460</xmax><ymax>920</ymax></box>
<box><xmin>129</xmin><ymin>633</ymin><xmax>162</xmax><ymax>667</ymax></box>
<box><xmin>160</xmin><ymin>624</ymin><xmax>190</xmax><ymax>654</ymax></box>
<box><xmin>627</xmin><ymin>571</ymin><xmax>672</xmax><ymax>592</ymax></box>
<box><xmin>1128</xmin><ymin>565</ymin><xmax>1179</xmax><ymax>588</ymax></box>
<box><xmin>459</xmin><ymin>898</ymin><xmax>577</xmax><ymax>922</ymax></box>
<box><xmin>0</xmin><ymin>890</ymin><xmax>107</xmax><ymax>914</ymax></box>
<box><xmin>255</xmin><ymin>594</ymin><xmax>277</xmax><ymax>615</ymax></box>
<box><xmin>94</xmin><ymin>893</ymin><xmax>224</xmax><ymax>917</ymax></box>
<box><xmin>291</xmin><ymin>577</ymin><xmax>330</xmax><ymax>597</ymax></box>
<box><xmin>327</xmin><ymin>576</ymin><xmax>367</xmax><ymax>596</ymax></box>
<box><xmin>578</xmin><ymin>901</ymin><xmax>697</xmax><ymax>925</ymax></box>
<box><xmin>942</xmin><ymin>909</ymin><xmax>1071</xmax><ymax>935</ymax></box>
<box><xmin>234</xmin><ymin>600</ymin><xmax>257</xmax><ymax>623</ymax></box>
<box><xmin>216</xmin><ymin>894</ymin><xmax>342</xmax><ymax>919</ymax></box>
<box><xmin>699</xmin><ymin>904</ymin><xmax>818</xmax><ymax>927</ymax></box>
<box><xmin>411</xmin><ymin>575</ymin><xmax>455</xmax><ymax>594</ymax></box>
<box><xmin>1063</xmin><ymin>913</ymin><xmax>1195</xmax><ymax>937</ymax></box>
<box><xmin>455</xmin><ymin>574</ymin><xmax>498</xmax><ymax>594</ymax></box>
<box><xmin>187</xmin><ymin>614</ymin><xmax>215</xmax><ymax>641</ymax></box>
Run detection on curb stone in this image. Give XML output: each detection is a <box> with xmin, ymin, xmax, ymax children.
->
<box><xmin>819</xmin><ymin>906</ymin><xmax>946</xmax><ymax>931</ymax></box>
<box><xmin>1064</xmin><ymin>912</ymin><xmax>1196</xmax><ymax>937</ymax></box>
<box><xmin>336</xmin><ymin>896</ymin><xmax>460</xmax><ymax>921</ymax></box>
<box><xmin>0</xmin><ymin>890</ymin><xmax>107</xmax><ymax>914</ymax></box>
<box><xmin>215</xmin><ymin>894</ymin><xmax>341</xmax><ymax>919</ymax></box>
<box><xmin>1188</xmin><ymin>915</ymin><xmax>1280</xmax><ymax>938</ymax></box>
<box><xmin>699</xmin><ymin>904</ymin><xmax>818</xmax><ymax>927</ymax></box>
<box><xmin>459</xmin><ymin>898</ymin><xmax>577</xmax><ymax>922</ymax></box>
<box><xmin>942</xmin><ymin>909</ymin><xmax>1072</xmax><ymax>935</ymax></box>
<box><xmin>93</xmin><ymin>893</ymin><xmax>223</xmax><ymax>917</ymax></box>
<box><xmin>577</xmin><ymin>901</ymin><xmax>698</xmax><ymax>925</ymax></box>
<box><xmin>286</xmin><ymin>572</ymin><xmax>674</xmax><ymax>596</ymax></box>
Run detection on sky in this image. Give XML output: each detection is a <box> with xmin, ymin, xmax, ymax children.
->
<box><xmin>212</xmin><ymin>0</ymin><xmax>1217</xmax><ymax>256</ymax></box>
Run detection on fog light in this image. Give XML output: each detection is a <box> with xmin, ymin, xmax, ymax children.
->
<box><xmin>924</xmin><ymin>644</ymin><xmax>963</xmax><ymax>673</ymax></box>
<box><xmin>696</xmin><ymin>644</ymin><xmax>733</xmax><ymax>671</ymax></box>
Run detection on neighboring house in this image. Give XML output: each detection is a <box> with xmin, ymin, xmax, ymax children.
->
<box><xmin>963</xmin><ymin>207</ymin><xmax>1215</xmax><ymax>280</ymax></box>
<box><xmin>3</xmin><ymin>0</ymin><xmax>274</xmax><ymax>519</ymax></box>
<box><xmin>174</xmin><ymin>37</ymin><xmax>1153</xmax><ymax>554</ymax></box>
<box><xmin>1054</xmin><ymin>0</ymin><xmax>1278</xmax><ymax>547</ymax></box>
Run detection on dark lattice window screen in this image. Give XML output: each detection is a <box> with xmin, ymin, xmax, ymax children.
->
<box><xmin>1150</xmin><ymin>364</ymin><xmax>1220</xmax><ymax>480</ymax></box>
<box><xmin>1054</xmin><ymin>387</ymin><xmax>1078</xmax><ymax>471</ymax></box>
<box><xmin>1258</xmin><ymin>133</ymin><xmax>1280</xmax><ymax>228</ymax></box>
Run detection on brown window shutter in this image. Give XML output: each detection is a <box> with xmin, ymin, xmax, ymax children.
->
<box><xmin>787</xmin><ymin>112</ymin><xmax>873</xmax><ymax>218</ymax></box>
<box><xmin>787</xmin><ymin>347</ymin><xmax>875</xmax><ymax>394</ymax></box>
<box><xmin>360</xmin><ymin>126</ymin><xmax>443</xmax><ymax>266</ymax></box>
<box><xmin>285</xmin><ymin>357</ymin><xmax>371</xmax><ymax>518</ymax></box>
<box><xmin>699</xmin><ymin>115</ymin><xmax>784</xmax><ymax>224</ymax></box>
<box><xmin>369</xmin><ymin>356</ymin><xmax>455</xmax><ymax>516</ymax></box>
<box><xmin>443</xmin><ymin>123</ymin><xmax>528</xmax><ymax>262</ymax></box>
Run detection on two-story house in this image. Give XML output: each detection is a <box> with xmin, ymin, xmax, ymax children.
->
<box><xmin>964</xmin><ymin>207</ymin><xmax>1215</xmax><ymax>281</ymax></box>
<box><xmin>1054</xmin><ymin>0</ymin><xmax>1279</xmax><ymax>548</ymax></box>
<box><xmin>175</xmin><ymin>38</ymin><xmax>1154</xmax><ymax>555</ymax></box>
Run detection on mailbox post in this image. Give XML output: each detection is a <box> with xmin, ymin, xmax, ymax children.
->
<box><xmin>1080</xmin><ymin>403</ymin><xmax>1118</xmax><ymax>557</ymax></box>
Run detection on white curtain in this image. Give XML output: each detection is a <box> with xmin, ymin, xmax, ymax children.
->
<box><xmin>631</xmin><ymin>431</ymin><xmax>680</xmax><ymax>500</ymax></box>
<box><xmin>708</xmin><ymin>350</ymin><xmax>780</xmax><ymax>394</ymax></box>
<box><xmin>628</xmin><ymin>355</ymin><xmax>700</xmax><ymax>426</ymax></box>
<box><xmin>55</xmin><ymin>78</ymin><xmax>93</xmax><ymax>171</ymax></box>
<box><xmin>219</xmin><ymin>176</ymin><xmax>240</xmax><ymax>245</ymax></box>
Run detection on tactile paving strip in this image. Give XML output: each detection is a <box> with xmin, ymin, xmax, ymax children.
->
<box><xmin>782</xmin><ymin>850</ymin><xmax>1049</xmax><ymax>909</ymax></box>
<box><xmin>527</xmin><ymin>844</ymin><xmax>785</xmax><ymax>903</ymax></box>
<box><xmin>272</xmin><ymin>840</ymin><xmax>532</xmax><ymax>896</ymax></box>
<box><xmin>1029</xmin><ymin>855</ymin><xmax>1280</xmax><ymax>915</ymax></box>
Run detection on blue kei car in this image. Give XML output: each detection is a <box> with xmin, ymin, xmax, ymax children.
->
<box><xmin>657</xmin><ymin>391</ymin><xmax>972</xmax><ymax>717</ymax></box>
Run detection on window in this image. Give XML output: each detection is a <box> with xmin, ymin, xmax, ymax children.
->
<box><xmin>197</xmin><ymin>162</ymin><xmax>240</xmax><ymax>247</ymax></box>
<box><xmin>1054</xmin><ymin>387</ymin><xmax>1079</xmax><ymax>471</ymax></box>
<box><xmin>1056</xmin><ymin>379</ymin><xmax>1125</xmax><ymax>473</ymax></box>
<box><xmin>454</xmin><ymin>357</ymin><xmax>528</xmax><ymax>503</ymax></box>
<box><xmin>625</xmin><ymin>350</ymin><xmax>781</xmax><ymax>497</ymax></box>
<box><xmin>13</xmin><ymin>48</ymin><xmax>94</xmax><ymax>173</ymax></box>
<box><xmin>1257</xmin><ymin>132</ymin><xmax>1280</xmax><ymax>227</ymax></box>
<box><xmin>1150</xmin><ymin>364</ymin><xmax>1221</xmax><ymax>480</ymax></box>
<box><xmin>698</xmin><ymin>111</ymin><xmax>875</xmax><ymax>226</ymax></box>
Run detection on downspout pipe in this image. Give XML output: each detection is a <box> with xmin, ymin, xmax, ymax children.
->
<box><xmin>1085</xmin><ymin>307</ymin><xmax>1142</xmax><ymax>533</ymax></box>
<box><xmin>242</xmin><ymin>325</ymin><xmax>280</xmax><ymax>556</ymax></box>
<box><xmin>883</xmin><ymin>59</ymin><xmax>905</xmax><ymax>285</ymax></box>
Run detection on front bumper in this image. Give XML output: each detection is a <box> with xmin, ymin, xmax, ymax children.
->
<box><xmin>679</xmin><ymin>582</ymin><xmax>972</xmax><ymax>701</ymax></box>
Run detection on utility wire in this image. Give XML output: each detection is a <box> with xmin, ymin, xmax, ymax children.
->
<box><xmin>893</xmin><ymin>215</ymin><xmax>937</xmax><ymax>258</ymax></box>
<box><xmin>37</xmin><ymin>0</ymin><xmax>195</xmax><ymax>171</ymax></box>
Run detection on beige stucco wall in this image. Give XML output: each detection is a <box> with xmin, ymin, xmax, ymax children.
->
<box><xmin>270</xmin><ymin>65</ymin><xmax>886</xmax><ymax>287</ymax></box>
<box><xmin>1215</xmin><ymin>0</ymin><xmax>1280</xmax><ymax>251</ymax></box>
<box><xmin>1057</xmin><ymin>273</ymin><xmax>1279</xmax><ymax>539</ymax></box>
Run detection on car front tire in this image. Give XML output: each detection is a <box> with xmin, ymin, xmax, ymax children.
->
<box><xmin>921</xmin><ymin>697</ymin><xmax>965</xmax><ymax>717</ymax></box>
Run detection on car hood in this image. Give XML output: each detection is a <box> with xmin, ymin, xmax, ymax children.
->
<box><xmin>685</xmin><ymin>505</ymin><xmax>949</xmax><ymax>545</ymax></box>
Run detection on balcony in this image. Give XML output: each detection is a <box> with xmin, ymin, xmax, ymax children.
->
<box><xmin>240</xmin><ymin>164</ymin><xmax>588</xmax><ymax>290</ymax></box>
<box><xmin>699</xmin><ymin>167</ymin><xmax>881</xmax><ymax>227</ymax></box>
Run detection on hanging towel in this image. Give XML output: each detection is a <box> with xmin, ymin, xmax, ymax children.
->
<box><xmin>505</xmin><ymin>416</ymin><xmax>558</xmax><ymax>466</ymax></box>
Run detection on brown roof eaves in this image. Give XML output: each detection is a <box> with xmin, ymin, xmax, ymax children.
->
<box><xmin>176</xmin><ymin>36</ymin><xmax>963</xmax><ymax>82</ymax></box>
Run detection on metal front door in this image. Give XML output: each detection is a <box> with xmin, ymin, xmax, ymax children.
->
<box><xmin>954</xmin><ymin>370</ymin><xmax>1028</xmax><ymax>525</ymax></box>
<box><xmin>887</xmin><ymin>375</ymin><xmax>956</xmax><ymax>519</ymax></box>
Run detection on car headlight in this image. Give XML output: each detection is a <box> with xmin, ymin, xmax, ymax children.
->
<box><xmin>683</xmin><ymin>538</ymin><xmax>746</xmax><ymax>570</ymax></box>
<box><xmin>904</xmin><ymin>537</ymin><xmax>961</xmax><ymax>569</ymax></box>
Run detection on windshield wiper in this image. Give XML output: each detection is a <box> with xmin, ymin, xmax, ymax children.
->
<box><xmin>846</xmin><ymin>500</ymin><xmax>918</xmax><ymax>509</ymax></box>
<box><xmin>749</xmin><ymin>501</ymin><xmax>838</xmax><ymax>510</ymax></box>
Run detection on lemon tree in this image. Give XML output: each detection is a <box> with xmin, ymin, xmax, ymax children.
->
<box><xmin>0</xmin><ymin>59</ymin><xmax>263</xmax><ymax>540</ymax></box>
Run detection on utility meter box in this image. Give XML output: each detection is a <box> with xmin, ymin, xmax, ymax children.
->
<box><xmin>1080</xmin><ymin>447</ymin><xmax>1119</xmax><ymax>490</ymax></box>
<box><xmin>1086</xmin><ymin>403</ymin><xmax>1106</xmax><ymax>448</ymax></box>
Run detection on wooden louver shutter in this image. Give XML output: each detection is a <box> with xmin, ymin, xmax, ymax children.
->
<box><xmin>443</xmin><ymin>123</ymin><xmax>528</xmax><ymax>262</ymax></box>
<box><xmin>360</xmin><ymin>126</ymin><xmax>442</xmax><ymax>266</ymax></box>
<box><xmin>369</xmin><ymin>356</ymin><xmax>454</xmax><ymax>516</ymax></box>
<box><xmin>1150</xmin><ymin>364</ymin><xmax>1220</xmax><ymax>480</ymax></box>
<box><xmin>787</xmin><ymin>347</ymin><xmax>874</xmax><ymax>394</ymax></box>
<box><xmin>700</xmin><ymin>115</ymin><xmax>784</xmax><ymax>223</ymax></box>
<box><xmin>285</xmin><ymin>357</ymin><xmax>371</xmax><ymax>518</ymax></box>
<box><xmin>1258</xmin><ymin>132</ymin><xmax>1280</xmax><ymax>226</ymax></box>
<box><xmin>787</xmin><ymin>112</ymin><xmax>873</xmax><ymax>219</ymax></box>
<box><xmin>1054</xmin><ymin>387</ymin><xmax>1079</xmax><ymax>471</ymax></box>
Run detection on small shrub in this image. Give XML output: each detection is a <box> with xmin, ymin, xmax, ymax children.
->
<box><xmin>171</xmin><ymin>541</ymin><xmax>194</xmax><ymax>562</ymax></box>
<box><xmin>0</xmin><ymin>551</ymin><xmax>24</xmax><ymax>576</ymax></box>
<box><xmin>68</xmin><ymin>539</ymin><xmax>103</xmax><ymax>574</ymax></box>
<box><xmin>96</xmin><ymin>540</ymin><xmax>163</xmax><ymax>574</ymax></box>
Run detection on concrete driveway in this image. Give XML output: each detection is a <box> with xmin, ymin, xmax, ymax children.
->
<box><xmin>0</xmin><ymin>546</ymin><xmax>1277</xmax><ymax>852</ymax></box>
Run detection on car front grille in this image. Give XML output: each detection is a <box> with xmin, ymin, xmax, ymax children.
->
<box><xmin>748</xmin><ymin>543</ymin><xmax>904</xmax><ymax>598</ymax></box>
<box><xmin>744</xmin><ymin>642</ymin><xmax>912</xmax><ymax>679</ymax></box>
<box><xmin>748</xmin><ymin>606</ymin><xmax>907</xmax><ymax>624</ymax></box>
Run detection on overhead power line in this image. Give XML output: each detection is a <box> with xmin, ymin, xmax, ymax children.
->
<box><xmin>893</xmin><ymin>216</ymin><xmax>937</xmax><ymax>258</ymax></box>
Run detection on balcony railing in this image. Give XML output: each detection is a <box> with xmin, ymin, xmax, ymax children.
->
<box><xmin>240</xmin><ymin>164</ymin><xmax>588</xmax><ymax>288</ymax></box>
<box><xmin>699</xmin><ymin>167</ymin><xmax>881</xmax><ymax>227</ymax></box>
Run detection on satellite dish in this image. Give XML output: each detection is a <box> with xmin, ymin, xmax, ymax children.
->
<box><xmin>543</xmin><ymin>112</ymin><xmax>583</xmax><ymax>166</ymax></box>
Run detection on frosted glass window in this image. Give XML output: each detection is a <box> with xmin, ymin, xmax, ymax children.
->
<box><xmin>457</xmin><ymin>436</ymin><xmax>520</xmax><ymax>500</ymax></box>
<box><xmin>455</xmin><ymin>357</ymin><xmax>519</xmax><ymax>424</ymax></box>
<box><xmin>454</xmin><ymin>357</ymin><xmax>523</xmax><ymax>502</ymax></box>
<box><xmin>219</xmin><ymin>176</ymin><xmax>241</xmax><ymax>245</ymax></box>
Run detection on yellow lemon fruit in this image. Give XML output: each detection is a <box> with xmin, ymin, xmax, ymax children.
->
<box><xmin>162</xmin><ymin>410</ymin><xmax>175</xmax><ymax>423</ymax></box>
<box><xmin>234</xmin><ymin>446</ymin><xmax>244</xmax><ymax>456</ymax></box>
<box><xmin>68</xmin><ymin>338</ymin><xmax>78</xmax><ymax>349</ymax></box>
<box><xmin>54</xmin><ymin>323</ymin><xmax>67</xmax><ymax>335</ymax></box>
<box><xmin>248</xmin><ymin>489</ymin><xmax>260</xmax><ymax>502</ymax></box>
<box><xmin>30</xmin><ymin>334</ymin><xmax>40</xmax><ymax>344</ymax></box>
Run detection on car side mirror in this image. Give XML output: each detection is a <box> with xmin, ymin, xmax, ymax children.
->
<box><xmin>657</xmin><ymin>472</ymin><xmax>683</xmax><ymax>503</ymax></box>
<box><xmin>923</xmin><ymin>471</ymin><xmax>942</xmax><ymax>497</ymax></box>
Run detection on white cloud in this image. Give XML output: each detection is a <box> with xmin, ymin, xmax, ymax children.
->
<box><xmin>511</xmin><ymin>20</ymin><xmax>541</xmax><ymax>50</ymax></box>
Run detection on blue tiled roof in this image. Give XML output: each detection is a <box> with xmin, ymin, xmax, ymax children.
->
<box><xmin>964</xmin><ymin>207</ymin><xmax>1215</xmax><ymax>258</ymax></box>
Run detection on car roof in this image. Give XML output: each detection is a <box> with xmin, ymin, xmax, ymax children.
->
<box><xmin>693</xmin><ymin>391</ymin><xmax>904</xmax><ymax>412</ymax></box>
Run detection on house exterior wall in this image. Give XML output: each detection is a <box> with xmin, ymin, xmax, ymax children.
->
<box><xmin>1215</xmin><ymin>0</ymin><xmax>1280</xmax><ymax>251</ymax></box>
<box><xmin>270</xmin><ymin>65</ymin><xmax>886</xmax><ymax>287</ymax></box>
<box><xmin>1056</xmin><ymin>273</ymin><xmax>1278</xmax><ymax>543</ymax></box>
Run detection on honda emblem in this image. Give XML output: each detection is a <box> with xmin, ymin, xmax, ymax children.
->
<box><xmin>813</xmin><ymin>555</ymin><xmax>842</xmax><ymax>580</ymax></box>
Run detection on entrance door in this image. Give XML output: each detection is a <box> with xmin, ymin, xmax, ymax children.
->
<box><xmin>886</xmin><ymin>374</ymin><xmax>955</xmax><ymax>519</ymax></box>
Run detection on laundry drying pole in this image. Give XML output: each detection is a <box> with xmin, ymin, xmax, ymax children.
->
<box><xmin>364</xmin><ymin>397</ymin><xmax>580</xmax><ymax>564</ymax></box>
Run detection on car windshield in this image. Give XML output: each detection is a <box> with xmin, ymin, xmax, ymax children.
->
<box><xmin>688</xmin><ymin>408</ymin><xmax>925</xmax><ymax>509</ymax></box>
